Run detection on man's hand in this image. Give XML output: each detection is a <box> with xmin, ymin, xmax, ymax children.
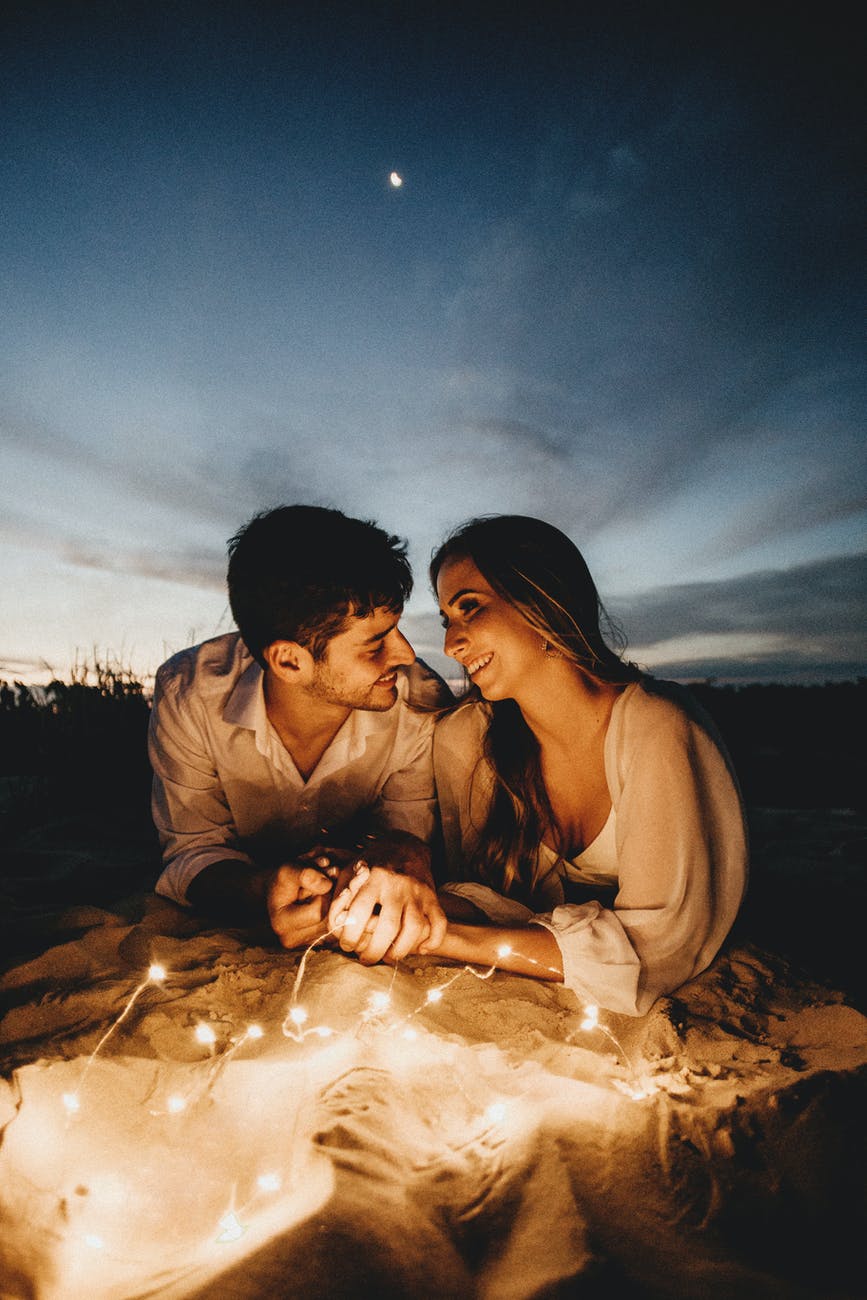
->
<box><xmin>327</xmin><ymin>861</ymin><xmax>447</xmax><ymax>964</ymax></box>
<box><xmin>266</xmin><ymin>857</ymin><xmax>338</xmax><ymax>950</ymax></box>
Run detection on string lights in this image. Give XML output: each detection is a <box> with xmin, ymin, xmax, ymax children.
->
<box><xmin>33</xmin><ymin>934</ymin><xmax>663</xmax><ymax>1285</ymax></box>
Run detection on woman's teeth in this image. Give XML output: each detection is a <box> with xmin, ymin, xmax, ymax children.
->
<box><xmin>466</xmin><ymin>652</ymin><xmax>493</xmax><ymax>676</ymax></box>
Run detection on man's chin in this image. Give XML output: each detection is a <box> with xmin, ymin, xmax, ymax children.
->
<box><xmin>366</xmin><ymin>686</ymin><xmax>398</xmax><ymax>710</ymax></box>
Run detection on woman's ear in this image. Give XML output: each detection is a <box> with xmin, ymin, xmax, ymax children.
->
<box><xmin>263</xmin><ymin>640</ymin><xmax>314</xmax><ymax>682</ymax></box>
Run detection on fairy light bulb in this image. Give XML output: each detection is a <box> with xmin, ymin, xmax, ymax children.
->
<box><xmin>497</xmin><ymin>944</ymin><xmax>513</xmax><ymax>958</ymax></box>
<box><xmin>402</xmin><ymin>1027</ymin><xmax>418</xmax><ymax>1042</ymax></box>
<box><xmin>84</xmin><ymin>1233</ymin><xmax>105</xmax><ymax>1250</ymax></box>
<box><xmin>288</xmin><ymin>1006</ymin><xmax>308</xmax><ymax>1026</ymax></box>
<box><xmin>62</xmin><ymin>1092</ymin><xmax>81</xmax><ymax>1114</ymax></box>
<box><xmin>148</xmin><ymin>964</ymin><xmax>167</xmax><ymax>982</ymax></box>
<box><xmin>426</xmin><ymin>988</ymin><xmax>443</xmax><ymax>1004</ymax></box>
<box><xmin>246</xmin><ymin>1024</ymin><xmax>264</xmax><ymax>1040</ymax></box>
<box><xmin>369</xmin><ymin>991</ymin><xmax>391</xmax><ymax>1012</ymax></box>
<box><xmin>216</xmin><ymin>1212</ymin><xmax>246</xmax><ymax>1243</ymax></box>
<box><xmin>485</xmin><ymin>1102</ymin><xmax>507</xmax><ymax>1124</ymax></box>
<box><xmin>257</xmin><ymin>1172</ymin><xmax>281</xmax><ymax>1192</ymax></box>
<box><xmin>580</xmin><ymin>1004</ymin><xmax>600</xmax><ymax>1032</ymax></box>
<box><xmin>195</xmin><ymin>1023</ymin><xmax>217</xmax><ymax>1046</ymax></box>
<box><xmin>314</xmin><ymin>1026</ymin><xmax>333</xmax><ymax>1038</ymax></box>
<box><xmin>167</xmin><ymin>1094</ymin><xmax>187</xmax><ymax>1114</ymax></box>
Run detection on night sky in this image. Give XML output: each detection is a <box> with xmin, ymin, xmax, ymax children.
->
<box><xmin>2</xmin><ymin>1</ymin><xmax>864</xmax><ymax>685</ymax></box>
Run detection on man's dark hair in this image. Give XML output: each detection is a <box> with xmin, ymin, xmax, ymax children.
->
<box><xmin>227</xmin><ymin>505</ymin><xmax>413</xmax><ymax>666</ymax></box>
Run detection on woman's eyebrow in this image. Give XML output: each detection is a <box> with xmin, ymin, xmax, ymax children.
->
<box><xmin>442</xmin><ymin>586</ymin><xmax>477</xmax><ymax>609</ymax></box>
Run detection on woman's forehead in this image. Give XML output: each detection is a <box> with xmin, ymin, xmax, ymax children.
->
<box><xmin>436</xmin><ymin>554</ymin><xmax>492</xmax><ymax>602</ymax></box>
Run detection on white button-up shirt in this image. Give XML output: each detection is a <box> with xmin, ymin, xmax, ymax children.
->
<box><xmin>150</xmin><ymin>633</ymin><xmax>451</xmax><ymax>905</ymax></box>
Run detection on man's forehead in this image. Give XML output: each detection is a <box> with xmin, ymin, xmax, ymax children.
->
<box><xmin>335</xmin><ymin>604</ymin><xmax>402</xmax><ymax>644</ymax></box>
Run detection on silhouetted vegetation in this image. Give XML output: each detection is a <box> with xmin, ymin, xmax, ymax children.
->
<box><xmin>0</xmin><ymin>660</ymin><xmax>152</xmax><ymax>831</ymax></box>
<box><xmin>0</xmin><ymin>660</ymin><xmax>158</xmax><ymax>924</ymax></box>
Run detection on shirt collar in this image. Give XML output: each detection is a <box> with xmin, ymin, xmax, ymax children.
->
<box><xmin>223</xmin><ymin>658</ymin><xmax>270</xmax><ymax>752</ymax></box>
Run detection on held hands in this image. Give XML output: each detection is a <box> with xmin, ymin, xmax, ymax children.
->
<box><xmin>327</xmin><ymin>862</ymin><xmax>447</xmax><ymax>964</ymax></box>
<box><xmin>265</xmin><ymin>839</ymin><xmax>446</xmax><ymax>963</ymax></box>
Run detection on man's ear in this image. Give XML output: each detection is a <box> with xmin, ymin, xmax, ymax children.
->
<box><xmin>263</xmin><ymin>640</ymin><xmax>314</xmax><ymax>682</ymax></box>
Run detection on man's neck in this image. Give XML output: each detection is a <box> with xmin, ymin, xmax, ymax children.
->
<box><xmin>263</xmin><ymin>672</ymin><xmax>351</xmax><ymax>781</ymax></box>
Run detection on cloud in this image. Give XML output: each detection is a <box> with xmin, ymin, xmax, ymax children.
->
<box><xmin>614</xmin><ymin>552</ymin><xmax>866</xmax><ymax>681</ymax></box>
<box><xmin>403</xmin><ymin>552</ymin><xmax>867</xmax><ymax>685</ymax></box>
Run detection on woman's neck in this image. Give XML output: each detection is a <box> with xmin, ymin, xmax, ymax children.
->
<box><xmin>515</xmin><ymin>662</ymin><xmax>622</xmax><ymax>750</ymax></box>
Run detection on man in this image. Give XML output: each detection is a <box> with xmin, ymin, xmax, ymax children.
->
<box><xmin>149</xmin><ymin>504</ymin><xmax>452</xmax><ymax>962</ymax></box>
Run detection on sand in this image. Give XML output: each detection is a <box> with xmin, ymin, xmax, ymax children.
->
<box><xmin>0</xmin><ymin>892</ymin><xmax>865</xmax><ymax>1300</ymax></box>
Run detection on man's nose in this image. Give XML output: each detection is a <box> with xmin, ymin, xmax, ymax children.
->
<box><xmin>388</xmin><ymin>628</ymin><xmax>415</xmax><ymax>666</ymax></box>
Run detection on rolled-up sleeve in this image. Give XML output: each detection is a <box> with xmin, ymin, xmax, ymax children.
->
<box><xmin>149</xmin><ymin>669</ymin><xmax>252</xmax><ymax>905</ymax></box>
<box><xmin>533</xmin><ymin>697</ymin><xmax>748</xmax><ymax>1015</ymax></box>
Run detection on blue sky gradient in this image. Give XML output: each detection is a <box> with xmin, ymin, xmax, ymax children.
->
<box><xmin>2</xmin><ymin>2</ymin><xmax>864</xmax><ymax>684</ymax></box>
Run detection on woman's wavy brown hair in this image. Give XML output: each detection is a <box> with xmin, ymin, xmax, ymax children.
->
<box><xmin>431</xmin><ymin>515</ymin><xmax>641</xmax><ymax>899</ymax></box>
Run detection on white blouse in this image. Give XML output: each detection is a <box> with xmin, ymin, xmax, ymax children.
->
<box><xmin>434</xmin><ymin>679</ymin><xmax>749</xmax><ymax>1016</ymax></box>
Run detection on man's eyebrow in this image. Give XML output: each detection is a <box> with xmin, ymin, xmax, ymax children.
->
<box><xmin>360</xmin><ymin>619</ymin><xmax>398</xmax><ymax>644</ymax></box>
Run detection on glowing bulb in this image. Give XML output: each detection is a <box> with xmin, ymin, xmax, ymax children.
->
<box><xmin>485</xmin><ymin>1102</ymin><xmax>507</xmax><ymax>1124</ymax></box>
<box><xmin>167</xmin><ymin>1094</ymin><xmax>187</xmax><ymax>1114</ymax></box>
<box><xmin>402</xmin><ymin>1027</ymin><xmax>418</xmax><ymax>1042</ymax></box>
<box><xmin>216</xmin><ymin>1211</ymin><xmax>246</xmax><ymax>1244</ymax></box>
<box><xmin>426</xmin><ymin>988</ymin><xmax>443</xmax><ymax>1004</ymax></box>
<box><xmin>580</xmin><ymin>1004</ymin><xmax>599</xmax><ymax>1032</ymax></box>
<box><xmin>195</xmin><ymin>1023</ymin><xmax>217</xmax><ymax>1045</ymax></box>
<box><xmin>389</xmin><ymin>171</ymin><xmax>403</xmax><ymax>187</ymax></box>
<box><xmin>288</xmin><ymin>1006</ymin><xmax>308</xmax><ymax>1026</ymax></box>
<box><xmin>84</xmin><ymin>1233</ymin><xmax>105</xmax><ymax>1250</ymax></box>
<box><xmin>368</xmin><ymin>991</ymin><xmax>391</xmax><ymax>1012</ymax></box>
<box><xmin>62</xmin><ymin>1092</ymin><xmax>81</xmax><ymax>1114</ymax></box>
<box><xmin>257</xmin><ymin>1172</ymin><xmax>281</xmax><ymax>1192</ymax></box>
<box><xmin>148</xmin><ymin>964</ymin><xmax>167</xmax><ymax>982</ymax></box>
<box><xmin>496</xmin><ymin>944</ymin><xmax>513</xmax><ymax>958</ymax></box>
<box><xmin>314</xmin><ymin>1026</ymin><xmax>334</xmax><ymax>1038</ymax></box>
<box><xmin>247</xmin><ymin>1024</ymin><xmax>264</xmax><ymax>1039</ymax></box>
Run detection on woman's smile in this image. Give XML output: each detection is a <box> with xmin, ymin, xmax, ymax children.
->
<box><xmin>465</xmin><ymin>651</ymin><xmax>494</xmax><ymax>678</ymax></box>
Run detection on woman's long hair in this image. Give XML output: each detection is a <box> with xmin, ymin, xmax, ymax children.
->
<box><xmin>430</xmin><ymin>515</ymin><xmax>642</xmax><ymax>899</ymax></box>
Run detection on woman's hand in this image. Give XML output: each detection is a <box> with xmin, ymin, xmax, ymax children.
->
<box><xmin>328</xmin><ymin>862</ymin><xmax>447</xmax><ymax>964</ymax></box>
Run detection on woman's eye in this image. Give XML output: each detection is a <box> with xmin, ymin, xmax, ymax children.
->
<box><xmin>459</xmin><ymin>599</ymin><xmax>480</xmax><ymax>618</ymax></box>
<box><xmin>439</xmin><ymin>615</ymin><xmax>449</xmax><ymax>629</ymax></box>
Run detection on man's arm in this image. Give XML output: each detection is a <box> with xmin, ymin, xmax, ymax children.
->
<box><xmin>149</xmin><ymin>665</ymin><xmax>347</xmax><ymax>949</ymax></box>
<box><xmin>187</xmin><ymin>856</ymin><xmax>337</xmax><ymax>948</ymax></box>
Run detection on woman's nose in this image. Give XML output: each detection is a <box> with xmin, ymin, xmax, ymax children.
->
<box><xmin>443</xmin><ymin>622</ymin><xmax>466</xmax><ymax>658</ymax></box>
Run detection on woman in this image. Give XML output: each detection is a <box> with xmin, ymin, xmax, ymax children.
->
<box><xmin>426</xmin><ymin>514</ymin><xmax>747</xmax><ymax>1016</ymax></box>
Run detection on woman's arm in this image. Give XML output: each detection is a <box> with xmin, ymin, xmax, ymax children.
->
<box><xmin>425</xmin><ymin>922</ymin><xmax>564</xmax><ymax>981</ymax></box>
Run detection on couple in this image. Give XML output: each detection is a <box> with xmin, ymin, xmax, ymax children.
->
<box><xmin>150</xmin><ymin>505</ymin><xmax>747</xmax><ymax>1016</ymax></box>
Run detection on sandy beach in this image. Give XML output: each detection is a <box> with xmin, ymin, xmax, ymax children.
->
<box><xmin>1</xmin><ymin>806</ymin><xmax>865</xmax><ymax>1299</ymax></box>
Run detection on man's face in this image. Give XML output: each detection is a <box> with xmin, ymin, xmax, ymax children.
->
<box><xmin>309</xmin><ymin>606</ymin><xmax>415</xmax><ymax>711</ymax></box>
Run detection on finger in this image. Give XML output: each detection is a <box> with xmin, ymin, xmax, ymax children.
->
<box><xmin>355</xmin><ymin>900</ymin><xmax>404</xmax><ymax>964</ymax></box>
<box><xmin>327</xmin><ymin>865</ymin><xmax>370</xmax><ymax>929</ymax></box>
<box><xmin>297</xmin><ymin>866</ymin><xmax>335</xmax><ymax>898</ymax></box>
<box><xmin>384</xmin><ymin>908</ymin><xmax>428</xmax><ymax>963</ymax></box>
<box><xmin>421</xmin><ymin>899</ymin><xmax>448</xmax><ymax>951</ymax></box>
<box><xmin>334</xmin><ymin>884</ymin><xmax>381</xmax><ymax>952</ymax></box>
<box><xmin>271</xmin><ymin>897</ymin><xmax>329</xmax><ymax>949</ymax></box>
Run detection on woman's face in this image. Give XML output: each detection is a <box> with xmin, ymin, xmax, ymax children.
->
<box><xmin>436</xmin><ymin>554</ymin><xmax>543</xmax><ymax>701</ymax></box>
